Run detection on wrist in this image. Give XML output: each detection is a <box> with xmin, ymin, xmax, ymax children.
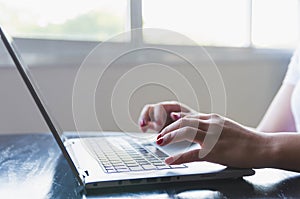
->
<box><xmin>264</xmin><ymin>133</ymin><xmax>300</xmax><ymax>171</ymax></box>
<box><xmin>255</xmin><ymin>132</ymin><xmax>297</xmax><ymax>169</ymax></box>
<box><xmin>252</xmin><ymin>132</ymin><xmax>279</xmax><ymax>168</ymax></box>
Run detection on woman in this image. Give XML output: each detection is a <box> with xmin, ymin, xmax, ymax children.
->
<box><xmin>138</xmin><ymin>49</ymin><xmax>300</xmax><ymax>172</ymax></box>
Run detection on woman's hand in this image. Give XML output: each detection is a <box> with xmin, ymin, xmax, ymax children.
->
<box><xmin>139</xmin><ymin>101</ymin><xmax>197</xmax><ymax>132</ymax></box>
<box><xmin>156</xmin><ymin>113</ymin><xmax>273</xmax><ymax>169</ymax></box>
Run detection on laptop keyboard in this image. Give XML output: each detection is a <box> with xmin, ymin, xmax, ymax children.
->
<box><xmin>84</xmin><ymin>137</ymin><xmax>187</xmax><ymax>173</ymax></box>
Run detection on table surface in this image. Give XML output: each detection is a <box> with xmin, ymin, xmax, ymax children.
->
<box><xmin>1</xmin><ymin>133</ymin><xmax>300</xmax><ymax>199</ymax></box>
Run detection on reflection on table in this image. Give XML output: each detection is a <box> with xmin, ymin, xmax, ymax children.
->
<box><xmin>0</xmin><ymin>133</ymin><xmax>299</xmax><ymax>199</ymax></box>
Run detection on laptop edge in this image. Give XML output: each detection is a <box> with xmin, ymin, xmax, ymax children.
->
<box><xmin>0</xmin><ymin>26</ymin><xmax>255</xmax><ymax>192</ymax></box>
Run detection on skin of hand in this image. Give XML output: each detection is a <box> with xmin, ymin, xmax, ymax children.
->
<box><xmin>140</xmin><ymin>101</ymin><xmax>300</xmax><ymax>172</ymax></box>
<box><xmin>139</xmin><ymin>101</ymin><xmax>197</xmax><ymax>132</ymax></box>
<box><xmin>156</xmin><ymin>113</ymin><xmax>277</xmax><ymax>169</ymax></box>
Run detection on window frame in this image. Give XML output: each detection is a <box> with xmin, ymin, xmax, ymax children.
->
<box><xmin>0</xmin><ymin>0</ymin><xmax>296</xmax><ymax>68</ymax></box>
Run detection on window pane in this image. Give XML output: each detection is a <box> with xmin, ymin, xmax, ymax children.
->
<box><xmin>0</xmin><ymin>0</ymin><xmax>128</xmax><ymax>41</ymax></box>
<box><xmin>252</xmin><ymin>0</ymin><xmax>299</xmax><ymax>49</ymax></box>
<box><xmin>142</xmin><ymin>0</ymin><xmax>250</xmax><ymax>47</ymax></box>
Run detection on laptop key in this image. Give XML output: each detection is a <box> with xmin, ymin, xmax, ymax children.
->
<box><xmin>85</xmin><ymin>137</ymin><xmax>188</xmax><ymax>173</ymax></box>
<box><xmin>142</xmin><ymin>165</ymin><xmax>156</xmax><ymax>170</ymax></box>
<box><xmin>105</xmin><ymin>169</ymin><xmax>117</xmax><ymax>173</ymax></box>
<box><xmin>116</xmin><ymin>168</ymin><xmax>130</xmax><ymax>172</ymax></box>
<box><xmin>129</xmin><ymin>166</ymin><xmax>144</xmax><ymax>171</ymax></box>
<box><xmin>115</xmin><ymin>166</ymin><xmax>128</xmax><ymax>170</ymax></box>
<box><xmin>170</xmin><ymin>165</ymin><xmax>187</xmax><ymax>168</ymax></box>
<box><xmin>153</xmin><ymin>162</ymin><xmax>166</xmax><ymax>166</ymax></box>
<box><xmin>157</xmin><ymin>165</ymin><xmax>171</xmax><ymax>169</ymax></box>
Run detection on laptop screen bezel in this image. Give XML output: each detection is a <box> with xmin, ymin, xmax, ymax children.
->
<box><xmin>0</xmin><ymin>26</ymin><xmax>84</xmax><ymax>187</ymax></box>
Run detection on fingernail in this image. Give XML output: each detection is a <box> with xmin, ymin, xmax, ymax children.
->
<box><xmin>140</xmin><ymin>119</ymin><xmax>146</xmax><ymax>127</ymax></box>
<box><xmin>156</xmin><ymin>138</ymin><xmax>163</xmax><ymax>145</ymax></box>
<box><xmin>157</xmin><ymin>134</ymin><xmax>162</xmax><ymax>140</ymax></box>
<box><xmin>165</xmin><ymin>157</ymin><xmax>174</xmax><ymax>165</ymax></box>
<box><xmin>171</xmin><ymin>112</ymin><xmax>180</xmax><ymax>120</ymax></box>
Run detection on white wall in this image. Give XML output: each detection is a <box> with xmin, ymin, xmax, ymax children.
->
<box><xmin>0</xmin><ymin>39</ymin><xmax>291</xmax><ymax>134</ymax></box>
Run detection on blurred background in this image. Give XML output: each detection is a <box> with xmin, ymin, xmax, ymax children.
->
<box><xmin>0</xmin><ymin>0</ymin><xmax>298</xmax><ymax>133</ymax></box>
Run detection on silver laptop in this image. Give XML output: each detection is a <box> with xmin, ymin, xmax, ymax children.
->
<box><xmin>0</xmin><ymin>26</ymin><xmax>254</xmax><ymax>192</ymax></box>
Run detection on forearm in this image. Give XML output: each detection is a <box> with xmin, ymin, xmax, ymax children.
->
<box><xmin>262</xmin><ymin>132</ymin><xmax>300</xmax><ymax>172</ymax></box>
<box><xmin>256</xmin><ymin>84</ymin><xmax>296</xmax><ymax>133</ymax></box>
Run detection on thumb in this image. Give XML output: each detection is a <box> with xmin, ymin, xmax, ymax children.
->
<box><xmin>170</xmin><ymin>112</ymin><xmax>189</xmax><ymax>121</ymax></box>
<box><xmin>165</xmin><ymin>149</ymin><xmax>201</xmax><ymax>165</ymax></box>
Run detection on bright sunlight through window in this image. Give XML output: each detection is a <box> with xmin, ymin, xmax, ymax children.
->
<box><xmin>0</xmin><ymin>0</ymin><xmax>298</xmax><ymax>48</ymax></box>
<box><xmin>143</xmin><ymin>0</ymin><xmax>299</xmax><ymax>48</ymax></box>
<box><xmin>0</xmin><ymin>0</ymin><xmax>128</xmax><ymax>41</ymax></box>
<box><xmin>252</xmin><ymin>0</ymin><xmax>299</xmax><ymax>49</ymax></box>
<box><xmin>143</xmin><ymin>0</ymin><xmax>250</xmax><ymax>47</ymax></box>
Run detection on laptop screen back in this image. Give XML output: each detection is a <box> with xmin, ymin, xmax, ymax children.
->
<box><xmin>0</xmin><ymin>26</ymin><xmax>84</xmax><ymax>186</ymax></box>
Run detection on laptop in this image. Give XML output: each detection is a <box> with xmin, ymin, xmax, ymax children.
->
<box><xmin>0</xmin><ymin>26</ymin><xmax>255</xmax><ymax>192</ymax></box>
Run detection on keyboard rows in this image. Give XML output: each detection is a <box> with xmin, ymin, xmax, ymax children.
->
<box><xmin>86</xmin><ymin>138</ymin><xmax>186</xmax><ymax>173</ymax></box>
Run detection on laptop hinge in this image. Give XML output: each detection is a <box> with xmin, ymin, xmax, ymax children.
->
<box><xmin>78</xmin><ymin>168</ymin><xmax>89</xmax><ymax>178</ymax></box>
<box><xmin>75</xmin><ymin>168</ymin><xmax>87</xmax><ymax>195</ymax></box>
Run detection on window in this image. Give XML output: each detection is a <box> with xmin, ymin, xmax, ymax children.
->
<box><xmin>0</xmin><ymin>0</ymin><xmax>298</xmax><ymax>49</ymax></box>
<box><xmin>143</xmin><ymin>0</ymin><xmax>300</xmax><ymax>49</ymax></box>
<box><xmin>143</xmin><ymin>0</ymin><xmax>250</xmax><ymax>47</ymax></box>
<box><xmin>252</xmin><ymin>0</ymin><xmax>299</xmax><ymax>49</ymax></box>
<box><xmin>0</xmin><ymin>0</ymin><xmax>128</xmax><ymax>41</ymax></box>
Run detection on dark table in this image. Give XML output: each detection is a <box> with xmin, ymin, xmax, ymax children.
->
<box><xmin>1</xmin><ymin>133</ymin><xmax>300</xmax><ymax>199</ymax></box>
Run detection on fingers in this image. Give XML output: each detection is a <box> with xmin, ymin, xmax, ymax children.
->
<box><xmin>139</xmin><ymin>104</ymin><xmax>153</xmax><ymax>128</ymax></box>
<box><xmin>185</xmin><ymin>113</ymin><xmax>213</xmax><ymax>120</ymax></box>
<box><xmin>165</xmin><ymin>149</ymin><xmax>202</xmax><ymax>165</ymax></box>
<box><xmin>153</xmin><ymin>104</ymin><xmax>167</xmax><ymax>128</ymax></box>
<box><xmin>170</xmin><ymin>112</ymin><xmax>189</xmax><ymax>121</ymax></box>
<box><xmin>159</xmin><ymin>101</ymin><xmax>182</xmax><ymax>113</ymax></box>
<box><xmin>157</xmin><ymin>126</ymin><xmax>205</xmax><ymax>146</ymax></box>
<box><xmin>139</xmin><ymin>104</ymin><xmax>160</xmax><ymax>132</ymax></box>
<box><xmin>157</xmin><ymin>113</ymin><xmax>224</xmax><ymax>165</ymax></box>
<box><xmin>139</xmin><ymin>104</ymin><xmax>168</xmax><ymax>132</ymax></box>
<box><xmin>139</xmin><ymin>102</ymin><xmax>187</xmax><ymax>132</ymax></box>
<box><xmin>138</xmin><ymin>102</ymin><xmax>210</xmax><ymax>133</ymax></box>
<box><xmin>144</xmin><ymin>121</ymin><xmax>165</xmax><ymax>132</ymax></box>
<box><xmin>159</xmin><ymin>117</ymin><xmax>209</xmax><ymax>138</ymax></box>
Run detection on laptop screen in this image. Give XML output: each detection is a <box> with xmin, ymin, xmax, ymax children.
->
<box><xmin>0</xmin><ymin>26</ymin><xmax>84</xmax><ymax>186</ymax></box>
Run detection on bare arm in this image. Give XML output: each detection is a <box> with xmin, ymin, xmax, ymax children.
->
<box><xmin>140</xmin><ymin>83</ymin><xmax>300</xmax><ymax>171</ymax></box>
<box><xmin>156</xmin><ymin>114</ymin><xmax>300</xmax><ymax>172</ymax></box>
<box><xmin>268</xmin><ymin>132</ymin><xmax>300</xmax><ymax>172</ymax></box>
<box><xmin>257</xmin><ymin>84</ymin><xmax>296</xmax><ymax>132</ymax></box>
